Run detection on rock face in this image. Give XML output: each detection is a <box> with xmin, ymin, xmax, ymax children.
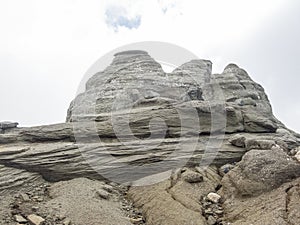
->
<box><xmin>0</xmin><ymin>50</ymin><xmax>300</xmax><ymax>225</ymax></box>
<box><xmin>66</xmin><ymin>51</ymin><xmax>279</xmax><ymax>134</ymax></box>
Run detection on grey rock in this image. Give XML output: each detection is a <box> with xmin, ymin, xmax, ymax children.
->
<box><xmin>63</xmin><ymin>218</ymin><xmax>72</xmax><ymax>225</ymax></box>
<box><xmin>0</xmin><ymin>51</ymin><xmax>298</xmax><ymax>185</ymax></box>
<box><xmin>0</xmin><ymin>121</ymin><xmax>18</xmax><ymax>130</ymax></box>
<box><xmin>229</xmin><ymin>134</ymin><xmax>246</xmax><ymax>147</ymax></box>
<box><xmin>0</xmin><ymin>164</ymin><xmax>45</xmax><ymax>195</ymax></box>
<box><xmin>290</xmin><ymin>147</ymin><xmax>298</xmax><ymax>156</ymax></box>
<box><xmin>96</xmin><ymin>189</ymin><xmax>110</xmax><ymax>200</ymax></box>
<box><xmin>20</xmin><ymin>193</ymin><xmax>30</xmax><ymax>202</ymax></box>
<box><xmin>182</xmin><ymin>171</ymin><xmax>203</xmax><ymax>183</ymax></box>
<box><xmin>129</xmin><ymin>217</ymin><xmax>143</xmax><ymax>224</ymax></box>
<box><xmin>66</xmin><ymin>51</ymin><xmax>280</xmax><ymax>135</ymax></box>
<box><xmin>221</xmin><ymin>149</ymin><xmax>300</xmax><ymax>197</ymax></box>
<box><xmin>207</xmin><ymin>193</ymin><xmax>221</xmax><ymax>203</ymax></box>
<box><xmin>207</xmin><ymin>215</ymin><xmax>217</xmax><ymax>225</ymax></box>
<box><xmin>204</xmin><ymin>209</ymin><xmax>214</xmax><ymax>215</ymax></box>
<box><xmin>14</xmin><ymin>214</ymin><xmax>27</xmax><ymax>223</ymax></box>
<box><xmin>102</xmin><ymin>184</ymin><xmax>114</xmax><ymax>193</ymax></box>
<box><xmin>245</xmin><ymin>139</ymin><xmax>276</xmax><ymax>150</ymax></box>
<box><xmin>32</xmin><ymin>206</ymin><xmax>39</xmax><ymax>211</ymax></box>
<box><xmin>0</xmin><ymin>134</ymin><xmax>246</xmax><ymax>183</ymax></box>
<box><xmin>214</xmin><ymin>210</ymin><xmax>223</xmax><ymax>215</ymax></box>
<box><xmin>27</xmin><ymin>214</ymin><xmax>45</xmax><ymax>225</ymax></box>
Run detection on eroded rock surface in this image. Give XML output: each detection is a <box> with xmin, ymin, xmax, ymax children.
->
<box><xmin>0</xmin><ymin>51</ymin><xmax>300</xmax><ymax>225</ymax></box>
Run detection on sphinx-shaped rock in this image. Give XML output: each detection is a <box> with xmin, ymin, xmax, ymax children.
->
<box><xmin>67</xmin><ymin>51</ymin><xmax>279</xmax><ymax>135</ymax></box>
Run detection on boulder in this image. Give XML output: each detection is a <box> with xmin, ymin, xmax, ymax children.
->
<box><xmin>0</xmin><ymin>121</ymin><xmax>18</xmax><ymax>130</ymax></box>
<box><xmin>221</xmin><ymin>149</ymin><xmax>300</xmax><ymax>197</ymax></box>
<box><xmin>182</xmin><ymin>170</ymin><xmax>203</xmax><ymax>183</ymax></box>
<box><xmin>245</xmin><ymin>139</ymin><xmax>276</xmax><ymax>150</ymax></box>
<box><xmin>27</xmin><ymin>214</ymin><xmax>45</xmax><ymax>225</ymax></box>
<box><xmin>207</xmin><ymin>192</ymin><xmax>221</xmax><ymax>203</ymax></box>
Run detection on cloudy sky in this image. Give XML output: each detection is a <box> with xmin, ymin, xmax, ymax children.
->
<box><xmin>0</xmin><ymin>0</ymin><xmax>299</xmax><ymax>132</ymax></box>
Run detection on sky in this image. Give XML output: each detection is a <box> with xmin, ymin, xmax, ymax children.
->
<box><xmin>0</xmin><ymin>0</ymin><xmax>299</xmax><ymax>132</ymax></box>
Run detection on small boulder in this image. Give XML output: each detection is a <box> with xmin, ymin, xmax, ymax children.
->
<box><xmin>14</xmin><ymin>215</ymin><xmax>27</xmax><ymax>223</ymax></box>
<box><xmin>96</xmin><ymin>189</ymin><xmax>110</xmax><ymax>200</ymax></box>
<box><xmin>207</xmin><ymin>193</ymin><xmax>221</xmax><ymax>203</ymax></box>
<box><xmin>245</xmin><ymin>139</ymin><xmax>276</xmax><ymax>150</ymax></box>
<box><xmin>221</xmin><ymin>149</ymin><xmax>300</xmax><ymax>197</ymax></box>
<box><xmin>27</xmin><ymin>214</ymin><xmax>45</xmax><ymax>225</ymax></box>
<box><xmin>129</xmin><ymin>217</ymin><xmax>143</xmax><ymax>224</ymax></box>
<box><xmin>229</xmin><ymin>134</ymin><xmax>246</xmax><ymax>147</ymax></box>
<box><xmin>20</xmin><ymin>193</ymin><xmax>30</xmax><ymax>202</ymax></box>
<box><xmin>63</xmin><ymin>218</ymin><xmax>72</xmax><ymax>225</ymax></box>
<box><xmin>32</xmin><ymin>206</ymin><xmax>39</xmax><ymax>211</ymax></box>
<box><xmin>102</xmin><ymin>184</ymin><xmax>114</xmax><ymax>193</ymax></box>
<box><xmin>207</xmin><ymin>215</ymin><xmax>217</xmax><ymax>225</ymax></box>
<box><xmin>182</xmin><ymin>171</ymin><xmax>203</xmax><ymax>183</ymax></box>
<box><xmin>0</xmin><ymin>121</ymin><xmax>18</xmax><ymax>130</ymax></box>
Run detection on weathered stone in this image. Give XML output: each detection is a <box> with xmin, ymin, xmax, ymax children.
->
<box><xmin>290</xmin><ymin>147</ymin><xmax>298</xmax><ymax>156</ymax></box>
<box><xmin>66</xmin><ymin>51</ymin><xmax>279</xmax><ymax>136</ymax></box>
<box><xmin>63</xmin><ymin>218</ymin><xmax>72</xmax><ymax>225</ymax></box>
<box><xmin>182</xmin><ymin>171</ymin><xmax>203</xmax><ymax>183</ymax></box>
<box><xmin>245</xmin><ymin>139</ymin><xmax>276</xmax><ymax>150</ymax></box>
<box><xmin>0</xmin><ymin>121</ymin><xmax>18</xmax><ymax>130</ymax></box>
<box><xmin>102</xmin><ymin>184</ymin><xmax>114</xmax><ymax>193</ymax></box>
<box><xmin>32</xmin><ymin>206</ymin><xmax>39</xmax><ymax>211</ymax></box>
<box><xmin>96</xmin><ymin>189</ymin><xmax>110</xmax><ymax>200</ymax></box>
<box><xmin>221</xmin><ymin>149</ymin><xmax>300</xmax><ymax>197</ymax></box>
<box><xmin>215</xmin><ymin>210</ymin><xmax>223</xmax><ymax>215</ymax></box>
<box><xmin>129</xmin><ymin>217</ymin><xmax>143</xmax><ymax>224</ymax></box>
<box><xmin>27</xmin><ymin>214</ymin><xmax>45</xmax><ymax>225</ymax></box>
<box><xmin>14</xmin><ymin>215</ymin><xmax>27</xmax><ymax>223</ymax></box>
<box><xmin>207</xmin><ymin>215</ymin><xmax>217</xmax><ymax>225</ymax></box>
<box><xmin>20</xmin><ymin>193</ymin><xmax>30</xmax><ymax>202</ymax></box>
<box><xmin>207</xmin><ymin>193</ymin><xmax>221</xmax><ymax>203</ymax></box>
<box><xmin>229</xmin><ymin>134</ymin><xmax>246</xmax><ymax>147</ymax></box>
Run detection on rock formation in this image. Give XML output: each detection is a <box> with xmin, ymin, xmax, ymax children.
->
<box><xmin>0</xmin><ymin>50</ymin><xmax>299</xmax><ymax>225</ymax></box>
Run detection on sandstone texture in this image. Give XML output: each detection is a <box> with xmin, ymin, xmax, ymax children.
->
<box><xmin>0</xmin><ymin>50</ymin><xmax>300</xmax><ymax>225</ymax></box>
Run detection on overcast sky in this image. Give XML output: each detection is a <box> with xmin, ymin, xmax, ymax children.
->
<box><xmin>0</xmin><ymin>0</ymin><xmax>299</xmax><ymax>132</ymax></box>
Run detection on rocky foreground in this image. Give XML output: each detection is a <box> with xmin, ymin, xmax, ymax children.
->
<box><xmin>1</xmin><ymin>50</ymin><xmax>300</xmax><ymax>225</ymax></box>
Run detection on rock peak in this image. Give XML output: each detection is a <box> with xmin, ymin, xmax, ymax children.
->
<box><xmin>223</xmin><ymin>63</ymin><xmax>240</xmax><ymax>72</ymax></box>
<box><xmin>114</xmin><ymin>50</ymin><xmax>148</xmax><ymax>57</ymax></box>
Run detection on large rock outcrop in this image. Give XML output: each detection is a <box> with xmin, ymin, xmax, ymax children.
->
<box><xmin>0</xmin><ymin>50</ymin><xmax>299</xmax><ymax>225</ymax></box>
<box><xmin>66</xmin><ymin>51</ymin><xmax>279</xmax><ymax>134</ymax></box>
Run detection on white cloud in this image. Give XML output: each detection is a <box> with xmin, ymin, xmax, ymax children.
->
<box><xmin>105</xmin><ymin>5</ymin><xmax>141</xmax><ymax>31</ymax></box>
